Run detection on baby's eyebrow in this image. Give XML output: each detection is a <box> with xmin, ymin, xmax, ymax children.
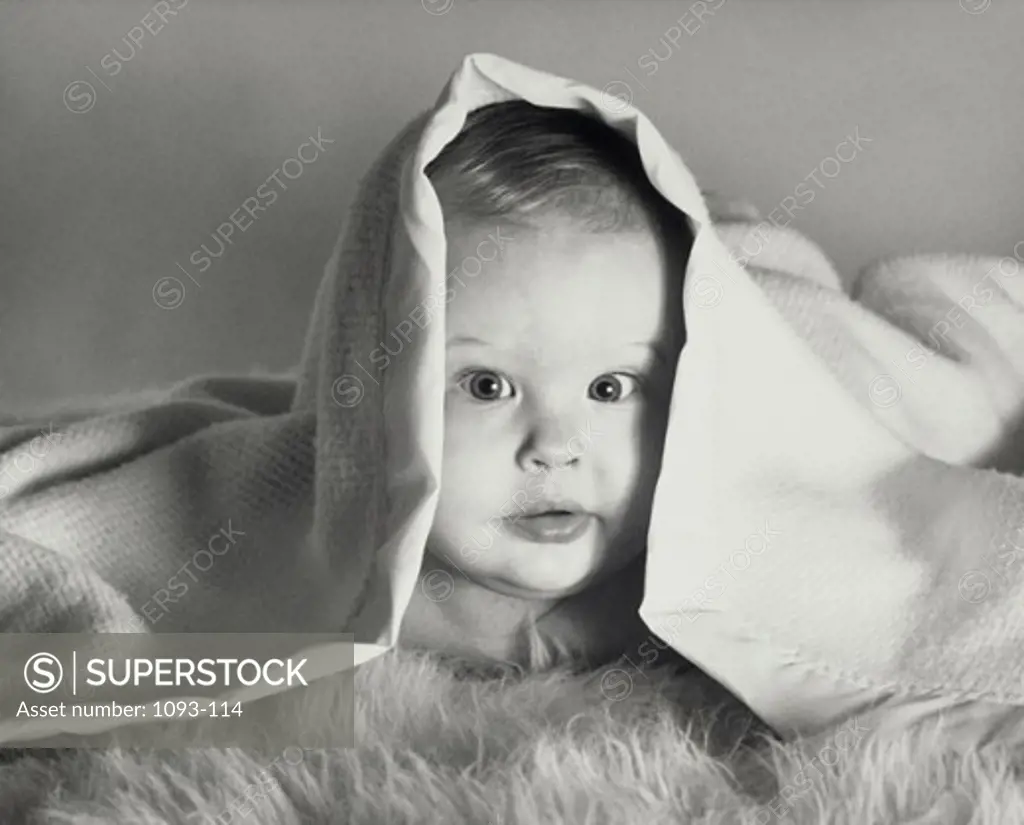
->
<box><xmin>623</xmin><ymin>342</ymin><xmax>667</xmax><ymax>367</ymax></box>
<box><xmin>446</xmin><ymin>338</ymin><xmax>668</xmax><ymax>366</ymax></box>
<box><xmin>446</xmin><ymin>336</ymin><xmax>491</xmax><ymax>347</ymax></box>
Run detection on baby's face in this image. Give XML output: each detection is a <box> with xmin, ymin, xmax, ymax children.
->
<box><xmin>428</xmin><ymin>216</ymin><xmax>684</xmax><ymax>600</ymax></box>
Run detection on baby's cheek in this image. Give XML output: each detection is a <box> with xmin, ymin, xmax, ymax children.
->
<box><xmin>440</xmin><ymin>418</ymin><xmax>511</xmax><ymax>508</ymax></box>
<box><xmin>606</xmin><ymin>406</ymin><xmax>667</xmax><ymax>499</ymax></box>
<box><xmin>591</xmin><ymin>425</ymin><xmax>641</xmax><ymax>495</ymax></box>
<box><xmin>441</xmin><ymin>408</ymin><xmax>485</xmax><ymax>468</ymax></box>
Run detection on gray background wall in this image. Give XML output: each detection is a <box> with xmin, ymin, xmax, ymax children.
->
<box><xmin>2</xmin><ymin>0</ymin><xmax>1022</xmax><ymax>407</ymax></box>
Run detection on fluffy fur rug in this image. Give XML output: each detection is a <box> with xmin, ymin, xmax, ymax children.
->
<box><xmin>0</xmin><ymin>650</ymin><xmax>1021</xmax><ymax>824</ymax></box>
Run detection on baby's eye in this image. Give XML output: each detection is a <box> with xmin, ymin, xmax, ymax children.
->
<box><xmin>588</xmin><ymin>373</ymin><xmax>640</xmax><ymax>403</ymax></box>
<box><xmin>458</xmin><ymin>370</ymin><xmax>515</xmax><ymax>402</ymax></box>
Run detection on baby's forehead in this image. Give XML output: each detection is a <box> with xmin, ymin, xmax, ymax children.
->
<box><xmin>444</xmin><ymin>217</ymin><xmax>664</xmax><ymax>271</ymax></box>
<box><xmin>443</xmin><ymin>221</ymin><xmax>681</xmax><ymax>355</ymax></box>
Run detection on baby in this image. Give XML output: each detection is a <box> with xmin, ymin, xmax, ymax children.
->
<box><xmin>398</xmin><ymin>101</ymin><xmax>693</xmax><ymax>671</ymax></box>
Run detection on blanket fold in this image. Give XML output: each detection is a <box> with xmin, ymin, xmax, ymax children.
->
<box><xmin>3</xmin><ymin>52</ymin><xmax>1024</xmax><ymax>744</ymax></box>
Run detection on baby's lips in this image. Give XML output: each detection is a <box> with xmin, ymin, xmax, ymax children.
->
<box><xmin>515</xmin><ymin>494</ymin><xmax>586</xmax><ymax>518</ymax></box>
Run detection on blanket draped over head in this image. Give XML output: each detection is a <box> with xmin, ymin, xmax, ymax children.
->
<box><xmin>2</xmin><ymin>53</ymin><xmax>1024</xmax><ymax>745</ymax></box>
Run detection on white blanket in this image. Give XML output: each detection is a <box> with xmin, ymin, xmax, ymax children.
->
<box><xmin>2</xmin><ymin>52</ymin><xmax>1023</xmax><ymax>745</ymax></box>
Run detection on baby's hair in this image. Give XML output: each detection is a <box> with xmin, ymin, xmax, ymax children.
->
<box><xmin>425</xmin><ymin>100</ymin><xmax>693</xmax><ymax>246</ymax></box>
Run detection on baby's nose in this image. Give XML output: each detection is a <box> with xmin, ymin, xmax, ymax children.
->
<box><xmin>526</xmin><ymin>450</ymin><xmax>578</xmax><ymax>472</ymax></box>
<box><xmin>519</xmin><ymin>418</ymin><xmax>588</xmax><ymax>471</ymax></box>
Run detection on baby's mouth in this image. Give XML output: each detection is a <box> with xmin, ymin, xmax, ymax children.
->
<box><xmin>515</xmin><ymin>498</ymin><xmax>585</xmax><ymax>518</ymax></box>
<box><xmin>505</xmin><ymin>504</ymin><xmax>593</xmax><ymax>544</ymax></box>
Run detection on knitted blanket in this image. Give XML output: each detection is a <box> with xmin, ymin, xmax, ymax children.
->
<box><xmin>2</xmin><ymin>52</ymin><xmax>1024</xmax><ymax>751</ymax></box>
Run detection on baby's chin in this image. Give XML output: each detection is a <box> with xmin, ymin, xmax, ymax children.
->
<box><xmin>474</xmin><ymin>544</ymin><xmax>622</xmax><ymax>600</ymax></box>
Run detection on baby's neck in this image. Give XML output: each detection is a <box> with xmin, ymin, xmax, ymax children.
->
<box><xmin>399</xmin><ymin>550</ymin><xmax>649</xmax><ymax>670</ymax></box>
<box><xmin>398</xmin><ymin>550</ymin><xmax>558</xmax><ymax>664</ymax></box>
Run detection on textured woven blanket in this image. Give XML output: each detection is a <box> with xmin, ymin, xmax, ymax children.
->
<box><xmin>2</xmin><ymin>52</ymin><xmax>1024</xmax><ymax>750</ymax></box>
